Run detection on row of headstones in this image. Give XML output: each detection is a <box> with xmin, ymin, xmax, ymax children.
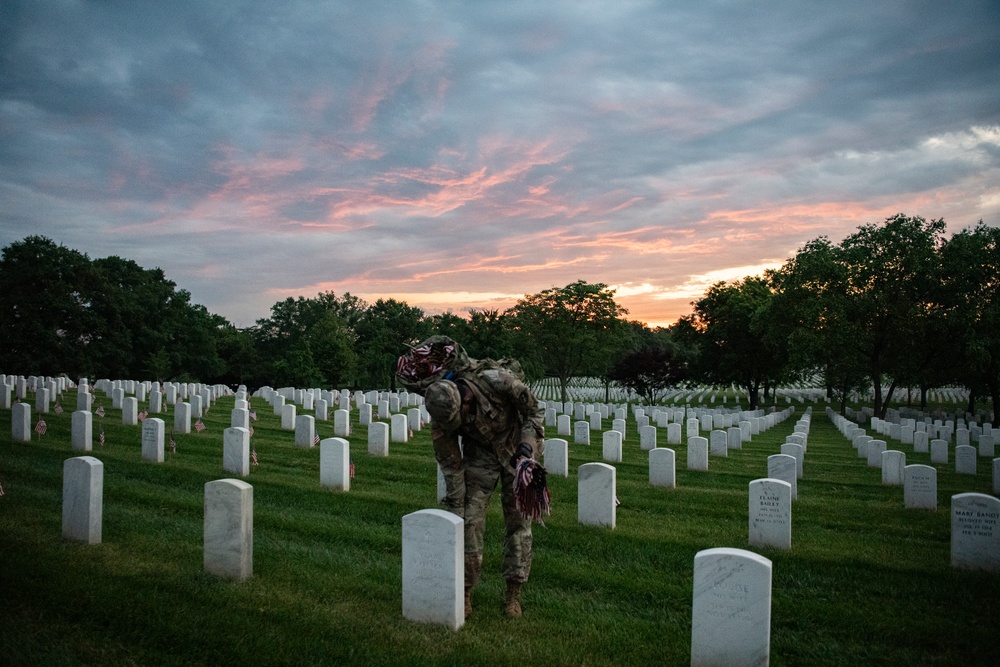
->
<box><xmin>831</xmin><ymin>408</ymin><xmax>1000</xmax><ymax>501</ymax></box>
<box><xmin>868</xmin><ymin>414</ymin><xmax>996</xmax><ymax>449</ymax></box>
<box><xmin>254</xmin><ymin>386</ymin><xmax>428</xmax><ymax>430</ymax></box>
<box><xmin>552</xmin><ymin>407</ymin><xmax>793</xmax><ymax>445</ymax></box>
<box><xmin>834</xmin><ymin>408</ymin><xmax>1000</xmax><ymax>481</ymax></box>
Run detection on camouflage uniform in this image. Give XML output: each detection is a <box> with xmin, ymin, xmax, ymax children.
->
<box><xmin>430</xmin><ymin>367</ymin><xmax>545</xmax><ymax>587</ymax></box>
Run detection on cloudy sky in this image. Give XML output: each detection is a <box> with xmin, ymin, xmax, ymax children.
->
<box><xmin>1</xmin><ymin>1</ymin><xmax>998</xmax><ymax>328</ymax></box>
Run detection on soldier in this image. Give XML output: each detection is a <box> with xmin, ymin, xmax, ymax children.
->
<box><xmin>398</xmin><ymin>337</ymin><xmax>547</xmax><ymax>617</ymax></box>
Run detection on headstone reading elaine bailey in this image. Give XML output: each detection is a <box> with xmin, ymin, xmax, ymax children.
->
<box><xmin>748</xmin><ymin>478</ymin><xmax>791</xmax><ymax>551</ymax></box>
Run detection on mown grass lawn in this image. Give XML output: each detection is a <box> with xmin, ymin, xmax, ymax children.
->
<box><xmin>1</xmin><ymin>391</ymin><xmax>997</xmax><ymax>666</ymax></box>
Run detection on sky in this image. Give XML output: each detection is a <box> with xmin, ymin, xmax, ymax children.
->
<box><xmin>1</xmin><ymin>1</ymin><xmax>998</xmax><ymax>329</ymax></box>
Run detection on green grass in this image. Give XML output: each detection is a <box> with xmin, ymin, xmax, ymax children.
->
<box><xmin>1</xmin><ymin>392</ymin><xmax>998</xmax><ymax>666</ymax></box>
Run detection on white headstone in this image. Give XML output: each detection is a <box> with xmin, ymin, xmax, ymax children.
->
<box><xmin>866</xmin><ymin>439</ymin><xmax>887</xmax><ymax>468</ymax></box>
<box><xmin>204</xmin><ymin>479</ymin><xmax>253</xmax><ymax>581</ymax></box>
<box><xmin>543</xmin><ymin>438</ymin><xmax>569</xmax><ymax>477</ymax></box>
<box><xmin>688</xmin><ymin>436</ymin><xmax>709</xmax><ymax>471</ymax></box>
<box><xmin>231</xmin><ymin>407</ymin><xmax>249</xmax><ymax>430</ymax></box>
<box><xmin>649</xmin><ymin>448</ymin><xmax>676</xmax><ymax>488</ymax></box>
<box><xmin>690</xmin><ymin>548</ymin><xmax>772</xmax><ymax>667</ymax></box>
<box><xmin>142</xmin><ymin>417</ymin><xmax>165</xmax><ymax>463</ymax></box>
<box><xmin>391</xmin><ymin>413</ymin><xmax>409</xmax><ymax>442</ymax></box>
<box><xmin>320</xmin><ymin>437</ymin><xmax>351</xmax><ymax>491</ymax></box>
<box><xmin>780</xmin><ymin>442</ymin><xmax>804</xmax><ymax>478</ymax></box>
<box><xmin>295</xmin><ymin>415</ymin><xmax>316</xmax><ymax>448</ymax></box>
<box><xmin>748</xmin><ymin>478</ymin><xmax>792</xmax><ymax>550</ymax></box>
<box><xmin>578</xmin><ymin>462</ymin><xmax>616</xmax><ymax>528</ymax></box>
<box><xmin>950</xmin><ymin>493</ymin><xmax>1000</xmax><ymax>571</ymax></box>
<box><xmin>930</xmin><ymin>439</ymin><xmax>949</xmax><ymax>464</ymax></box>
<box><xmin>401</xmin><ymin>509</ymin><xmax>464</xmax><ymax>630</ymax></box>
<box><xmin>904</xmin><ymin>464</ymin><xmax>937</xmax><ymax>510</ymax></box>
<box><xmin>223</xmin><ymin>427</ymin><xmax>250</xmax><ymax>476</ymax></box>
<box><xmin>602</xmin><ymin>430</ymin><xmax>623</xmax><ymax>463</ymax></box>
<box><xmin>727</xmin><ymin>426</ymin><xmax>742</xmax><ymax>450</ymax></box>
<box><xmin>639</xmin><ymin>425</ymin><xmax>657</xmax><ymax>451</ymax></box>
<box><xmin>767</xmin><ymin>454</ymin><xmax>797</xmax><ymax>500</ymax></box>
<box><xmin>368</xmin><ymin>422</ymin><xmax>389</xmax><ymax>457</ymax></box>
<box><xmin>955</xmin><ymin>445</ymin><xmax>977</xmax><ymax>475</ymax></box>
<box><xmin>710</xmin><ymin>430</ymin><xmax>728</xmax><ymax>457</ymax></box>
<box><xmin>62</xmin><ymin>456</ymin><xmax>103</xmax><ymax>544</ymax></box>
<box><xmin>174</xmin><ymin>402</ymin><xmax>192</xmax><ymax>434</ymax></box>
<box><xmin>978</xmin><ymin>434</ymin><xmax>995</xmax><ymax>458</ymax></box>
<box><xmin>557</xmin><ymin>414</ymin><xmax>572</xmax><ymax>436</ymax></box>
<box><xmin>881</xmin><ymin>450</ymin><xmax>906</xmax><ymax>485</ymax></box>
<box><xmin>281</xmin><ymin>404</ymin><xmax>297</xmax><ymax>430</ymax></box>
<box><xmin>12</xmin><ymin>402</ymin><xmax>31</xmax><ymax>442</ymax></box>
<box><xmin>71</xmin><ymin>410</ymin><xmax>92</xmax><ymax>452</ymax></box>
<box><xmin>667</xmin><ymin>422</ymin><xmax>682</xmax><ymax>445</ymax></box>
<box><xmin>574</xmin><ymin>421</ymin><xmax>591</xmax><ymax>445</ymax></box>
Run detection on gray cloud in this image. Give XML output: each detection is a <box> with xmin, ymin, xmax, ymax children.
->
<box><xmin>1</xmin><ymin>0</ymin><xmax>997</xmax><ymax>327</ymax></box>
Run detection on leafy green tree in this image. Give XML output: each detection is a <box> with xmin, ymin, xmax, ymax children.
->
<box><xmin>355</xmin><ymin>298</ymin><xmax>428</xmax><ymax>389</ymax></box>
<box><xmin>608</xmin><ymin>343</ymin><xmax>689</xmax><ymax>405</ymax></box>
<box><xmin>426</xmin><ymin>311</ymin><xmax>471</xmax><ymax>343</ymax></box>
<box><xmin>684</xmin><ymin>276</ymin><xmax>784</xmax><ymax>410</ymax></box>
<box><xmin>0</xmin><ymin>236</ymin><xmax>103</xmax><ymax>376</ymax></box>
<box><xmin>506</xmin><ymin>280</ymin><xmax>628</xmax><ymax>403</ymax></box>
<box><xmin>464</xmin><ymin>309</ymin><xmax>516</xmax><ymax>361</ymax></box>
<box><xmin>939</xmin><ymin>221</ymin><xmax>1000</xmax><ymax>420</ymax></box>
<box><xmin>768</xmin><ymin>237</ymin><xmax>867</xmax><ymax>412</ymax></box>
<box><xmin>253</xmin><ymin>292</ymin><xmax>361</xmax><ymax>388</ymax></box>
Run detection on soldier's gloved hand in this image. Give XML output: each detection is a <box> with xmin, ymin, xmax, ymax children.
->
<box><xmin>509</xmin><ymin>442</ymin><xmax>533</xmax><ymax>468</ymax></box>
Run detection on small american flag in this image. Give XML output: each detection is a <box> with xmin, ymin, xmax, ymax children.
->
<box><xmin>34</xmin><ymin>418</ymin><xmax>47</xmax><ymax>436</ymax></box>
<box><xmin>54</xmin><ymin>402</ymin><xmax>64</xmax><ymax>414</ymax></box>
<box><xmin>0</xmin><ymin>478</ymin><xmax>5</xmax><ymax>497</ymax></box>
<box><xmin>251</xmin><ymin>447</ymin><xmax>259</xmax><ymax>468</ymax></box>
<box><xmin>99</xmin><ymin>428</ymin><xmax>105</xmax><ymax>447</ymax></box>
<box><xmin>96</xmin><ymin>405</ymin><xmax>105</xmax><ymax>418</ymax></box>
<box><xmin>313</xmin><ymin>432</ymin><xmax>320</xmax><ymax>445</ymax></box>
<box><xmin>169</xmin><ymin>432</ymin><xmax>176</xmax><ymax>453</ymax></box>
<box><xmin>248</xmin><ymin>425</ymin><xmax>254</xmax><ymax>437</ymax></box>
<box><xmin>350</xmin><ymin>459</ymin><xmax>355</xmax><ymax>478</ymax></box>
<box><xmin>194</xmin><ymin>419</ymin><xmax>206</xmax><ymax>432</ymax></box>
<box><xmin>138</xmin><ymin>410</ymin><xmax>148</xmax><ymax>422</ymax></box>
<box><xmin>249</xmin><ymin>410</ymin><xmax>257</xmax><ymax>421</ymax></box>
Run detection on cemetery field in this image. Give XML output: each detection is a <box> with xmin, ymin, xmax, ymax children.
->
<box><xmin>1</xmin><ymin>393</ymin><xmax>998</xmax><ymax>666</ymax></box>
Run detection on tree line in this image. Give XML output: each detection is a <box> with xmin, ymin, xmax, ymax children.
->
<box><xmin>1</xmin><ymin>213</ymin><xmax>998</xmax><ymax>419</ymax></box>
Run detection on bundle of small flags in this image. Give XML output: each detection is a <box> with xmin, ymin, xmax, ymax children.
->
<box><xmin>512</xmin><ymin>458</ymin><xmax>551</xmax><ymax>526</ymax></box>
<box><xmin>194</xmin><ymin>419</ymin><xmax>206</xmax><ymax>432</ymax></box>
<box><xmin>34</xmin><ymin>418</ymin><xmax>47</xmax><ymax>437</ymax></box>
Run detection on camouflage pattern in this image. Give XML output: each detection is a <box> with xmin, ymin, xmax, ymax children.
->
<box><xmin>428</xmin><ymin>364</ymin><xmax>545</xmax><ymax>588</ymax></box>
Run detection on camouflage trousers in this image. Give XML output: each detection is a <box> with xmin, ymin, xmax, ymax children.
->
<box><xmin>434</xmin><ymin>435</ymin><xmax>533</xmax><ymax>587</ymax></box>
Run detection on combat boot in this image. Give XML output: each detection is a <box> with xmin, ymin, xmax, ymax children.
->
<box><xmin>504</xmin><ymin>581</ymin><xmax>522</xmax><ymax>618</ymax></box>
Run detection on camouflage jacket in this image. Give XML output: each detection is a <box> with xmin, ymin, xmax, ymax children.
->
<box><xmin>456</xmin><ymin>366</ymin><xmax>545</xmax><ymax>464</ymax></box>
